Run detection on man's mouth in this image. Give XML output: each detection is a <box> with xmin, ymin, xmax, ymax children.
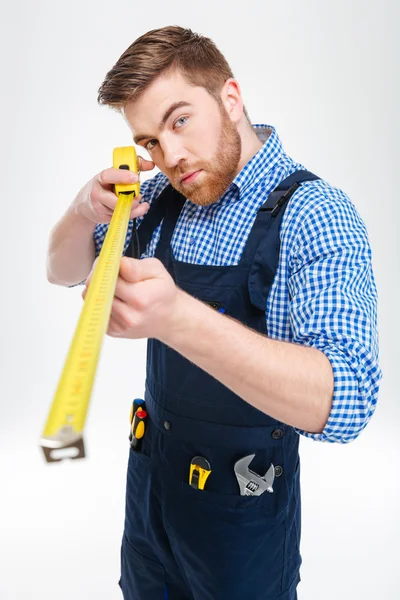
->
<box><xmin>180</xmin><ymin>170</ymin><xmax>202</xmax><ymax>184</ymax></box>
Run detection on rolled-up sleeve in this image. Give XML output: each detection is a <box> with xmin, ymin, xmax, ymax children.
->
<box><xmin>287</xmin><ymin>192</ymin><xmax>382</xmax><ymax>443</ymax></box>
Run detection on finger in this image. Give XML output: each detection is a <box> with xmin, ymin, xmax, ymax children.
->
<box><xmin>107</xmin><ymin>296</ymin><xmax>138</xmax><ymax>336</ymax></box>
<box><xmin>107</xmin><ymin>317</ymin><xmax>125</xmax><ymax>337</ymax></box>
<box><xmin>107</xmin><ymin>298</ymin><xmax>129</xmax><ymax>332</ymax></box>
<box><xmin>138</xmin><ymin>157</ymin><xmax>155</xmax><ymax>172</ymax></box>
<box><xmin>113</xmin><ymin>274</ymin><xmax>132</xmax><ymax>304</ymax></box>
<box><xmin>107</xmin><ymin>328</ymin><xmax>124</xmax><ymax>338</ymax></box>
<box><xmin>119</xmin><ymin>256</ymin><xmax>163</xmax><ymax>284</ymax></box>
<box><xmin>130</xmin><ymin>200</ymin><xmax>149</xmax><ymax>219</ymax></box>
<box><xmin>91</xmin><ymin>188</ymin><xmax>119</xmax><ymax>211</ymax></box>
<box><xmin>97</xmin><ymin>167</ymin><xmax>139</xmax><ymax>187</ymax></box>
<box><xmin>92</xmin><ymin>188</ymin><xmax>143</xmax><ymax>214</ymax></box>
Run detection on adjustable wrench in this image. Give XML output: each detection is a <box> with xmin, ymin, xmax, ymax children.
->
<box><xmin>234</xmin><ymin>453</ymin><xmax>275</xmax><ymax>496</ymax></box>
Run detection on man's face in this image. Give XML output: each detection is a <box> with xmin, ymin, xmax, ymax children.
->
<box><xmin>123</xmin><ymin>71</ymin><xmax>242</xmax><ymax>206</ymax></box>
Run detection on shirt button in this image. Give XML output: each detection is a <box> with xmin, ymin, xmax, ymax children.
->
<box><xmin>163</xmin><ymin>420</ymin><xmax>171</xmax><ymax>431</ymax></box>
<box><xmin>272</xmin><ymin>428</ymin><xmax>283</xmax><ymax>440</ymax></box>
<box><xmin>189</xmin><ymin>237</ymin><xmax>196</xmax><ymax>245</ymax></box>
<box><xmin>274</xmin><ymin>465</ymin><xmax>283</xmax><ymax>477</ymax></box>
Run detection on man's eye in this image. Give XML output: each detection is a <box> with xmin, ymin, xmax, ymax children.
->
<box><xmin>175</xmin><ymin>116</ymin><xmax>188</xmax><ymax>128</ymax></box>
<box><xmin>145</xmin><ymin>139</ymin><xmax>158</xmax><ymax>151</ymax></box>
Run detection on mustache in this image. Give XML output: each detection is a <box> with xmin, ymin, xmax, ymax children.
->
<box><xmin>172</xmin><ymin>163</ymin><xmax>203</xmax><ymax>180</ymax></box>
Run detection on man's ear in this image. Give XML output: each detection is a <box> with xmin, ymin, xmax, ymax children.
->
<box><xmin>220</xmin><ymin>78</ymin><xmax>244</xmax><ymax>124</ymax></box>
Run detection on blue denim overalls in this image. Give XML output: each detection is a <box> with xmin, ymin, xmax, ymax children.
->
<box><xmin>119</xmin><ymin>170</ymin><xmax>319</xmax><ymax>599</ymax></box>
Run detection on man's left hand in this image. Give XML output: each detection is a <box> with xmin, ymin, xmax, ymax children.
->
<box><xmin>82</xmin><ymin>256</ymin><xmax>181</xmax><ymax>341</ymax></box>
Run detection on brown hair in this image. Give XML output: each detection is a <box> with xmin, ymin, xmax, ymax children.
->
<box><xmin>97</xmin><ymin>25</ymin><xmax>249</xmax><ymax>119</ymax></box>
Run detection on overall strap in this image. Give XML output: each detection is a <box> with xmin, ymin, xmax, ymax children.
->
<box><xmin>260</xmin><ymin>170</ymin><xmax>320</xmax><ymax>213</ymax></box>
<box><xmin>152</xmin><ymin>186</ymin><xmax>187</xmax><ymax>261</ymax></box>
<box><xmin>247</xmin><ymin>170</ymin><xmax>320</xmax><ymax>312</ymax></box>
<box><xmin>125</xmin><ymin>184</ymin><xmax>186</xmax><ymax>259</ymax></box>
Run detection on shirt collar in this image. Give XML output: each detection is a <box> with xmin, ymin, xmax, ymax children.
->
<box><xmin>230</xmin><ymin>124</ymin><xmax>285</xmax><ymax>198</ymax></box>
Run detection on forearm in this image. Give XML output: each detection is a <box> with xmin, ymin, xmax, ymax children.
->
<box><xmin>46</xmin><ymin>203</ymin><xmax>96</xmax><ymax>286</ymax></box>
<box><xmin>164</xmin><ymin>290</ymin><xmax>334</xmax><ymax>433</ymax></box>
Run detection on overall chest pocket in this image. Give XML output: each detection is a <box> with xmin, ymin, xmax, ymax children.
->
<box><xmin>163</xmin><ymin>436</ymin><xmax>290</xmax><ymax>523</ymax></box>
<box><xmin>179</xmin><ymin>281</ymin><xmax>249</xmax><ymax>323</ymax></box>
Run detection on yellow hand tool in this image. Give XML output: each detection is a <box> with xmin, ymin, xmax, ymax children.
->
<box><xmin>129</xmin><ymin>398</ymin><xmax>145</xmax><ymax>444</ymax></box>
<box><xmin>130</xmin><ymin>407</ymin><xmax>147</xmax><ymax>451</ymax></box>
<box><xmin>189</xmin><ymin>456</ymin><xmax>212</xmax><ymax>490</ymax></box>
<box><xmin>40</xmin><ymin>147</ymin><xmax>140</xmax><ymax>463</ymax></box>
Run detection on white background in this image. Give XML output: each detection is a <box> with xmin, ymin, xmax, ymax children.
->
<box><xmin>0</xmin><ymin>1</ymin><xmax>398</xmax><ymax>598</ymax></box>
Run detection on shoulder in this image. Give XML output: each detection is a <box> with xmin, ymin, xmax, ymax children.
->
<box><xmin>281</xmin><ymin>176</ymin><xmax>369</xmax><ymax>254</ymax></box>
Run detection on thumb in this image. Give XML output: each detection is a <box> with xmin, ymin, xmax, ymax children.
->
<box><xmin>119</xmin><ymin>256</ymin><xmax>163</xmax><ymax>283</ymax></box>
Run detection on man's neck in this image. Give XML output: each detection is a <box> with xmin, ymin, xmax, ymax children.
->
<box><xmin>235</xmin><ymin>120</ymin><xmax>265</xmax><ymax>176</ymax></box>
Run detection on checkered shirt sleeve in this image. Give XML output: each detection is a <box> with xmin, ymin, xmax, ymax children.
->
<box><xmin>283</xmin><ymin>186</ymin><xmax>382</xmax><ymax>443</ymax></box>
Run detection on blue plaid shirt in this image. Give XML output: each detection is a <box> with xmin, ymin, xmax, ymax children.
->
<box><xmin>94</xmin><ymin>125</ymin><xmax>382</xmax><ymax>444</ymax></box>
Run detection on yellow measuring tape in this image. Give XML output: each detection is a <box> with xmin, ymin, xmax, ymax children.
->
<box><xmin>40</xmin><ymin>147</ymin><xmax>140</xmax><ymax>463</ymax></box>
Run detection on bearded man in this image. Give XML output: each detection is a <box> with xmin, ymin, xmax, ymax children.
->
<box><xmin>46</xmin><ymin>25</ymin><xmax>382</xmax><ymax>600</ymax></box>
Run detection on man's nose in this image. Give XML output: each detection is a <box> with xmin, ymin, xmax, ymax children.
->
<box><xmin>161</xmin><ymin>135</ymin><xmax>188</xmax><ymax>169</ymax></box>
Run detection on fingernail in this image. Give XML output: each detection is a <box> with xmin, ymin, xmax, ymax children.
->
<box><xmin>130</xmin><ymin>173</ymin><xmax>138</xmax><ymax>182</ymax></box>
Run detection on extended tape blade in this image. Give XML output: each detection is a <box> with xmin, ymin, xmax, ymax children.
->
<box><xmin>41</xmin><ymin>146</ymin><xmax>139</xmax><ymax>463</ymax></box>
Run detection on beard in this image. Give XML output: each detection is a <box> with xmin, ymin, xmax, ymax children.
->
<box><xmin>168</xmin><ymin>106</ymin><xmax>242</xmax><ymax>207</ymax></box>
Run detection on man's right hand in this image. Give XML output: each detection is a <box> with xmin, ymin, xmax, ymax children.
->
<box><xmin>73</xmin><ymin>157</ymin><xmax>155</xmax><ymax>224</ymax></box>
